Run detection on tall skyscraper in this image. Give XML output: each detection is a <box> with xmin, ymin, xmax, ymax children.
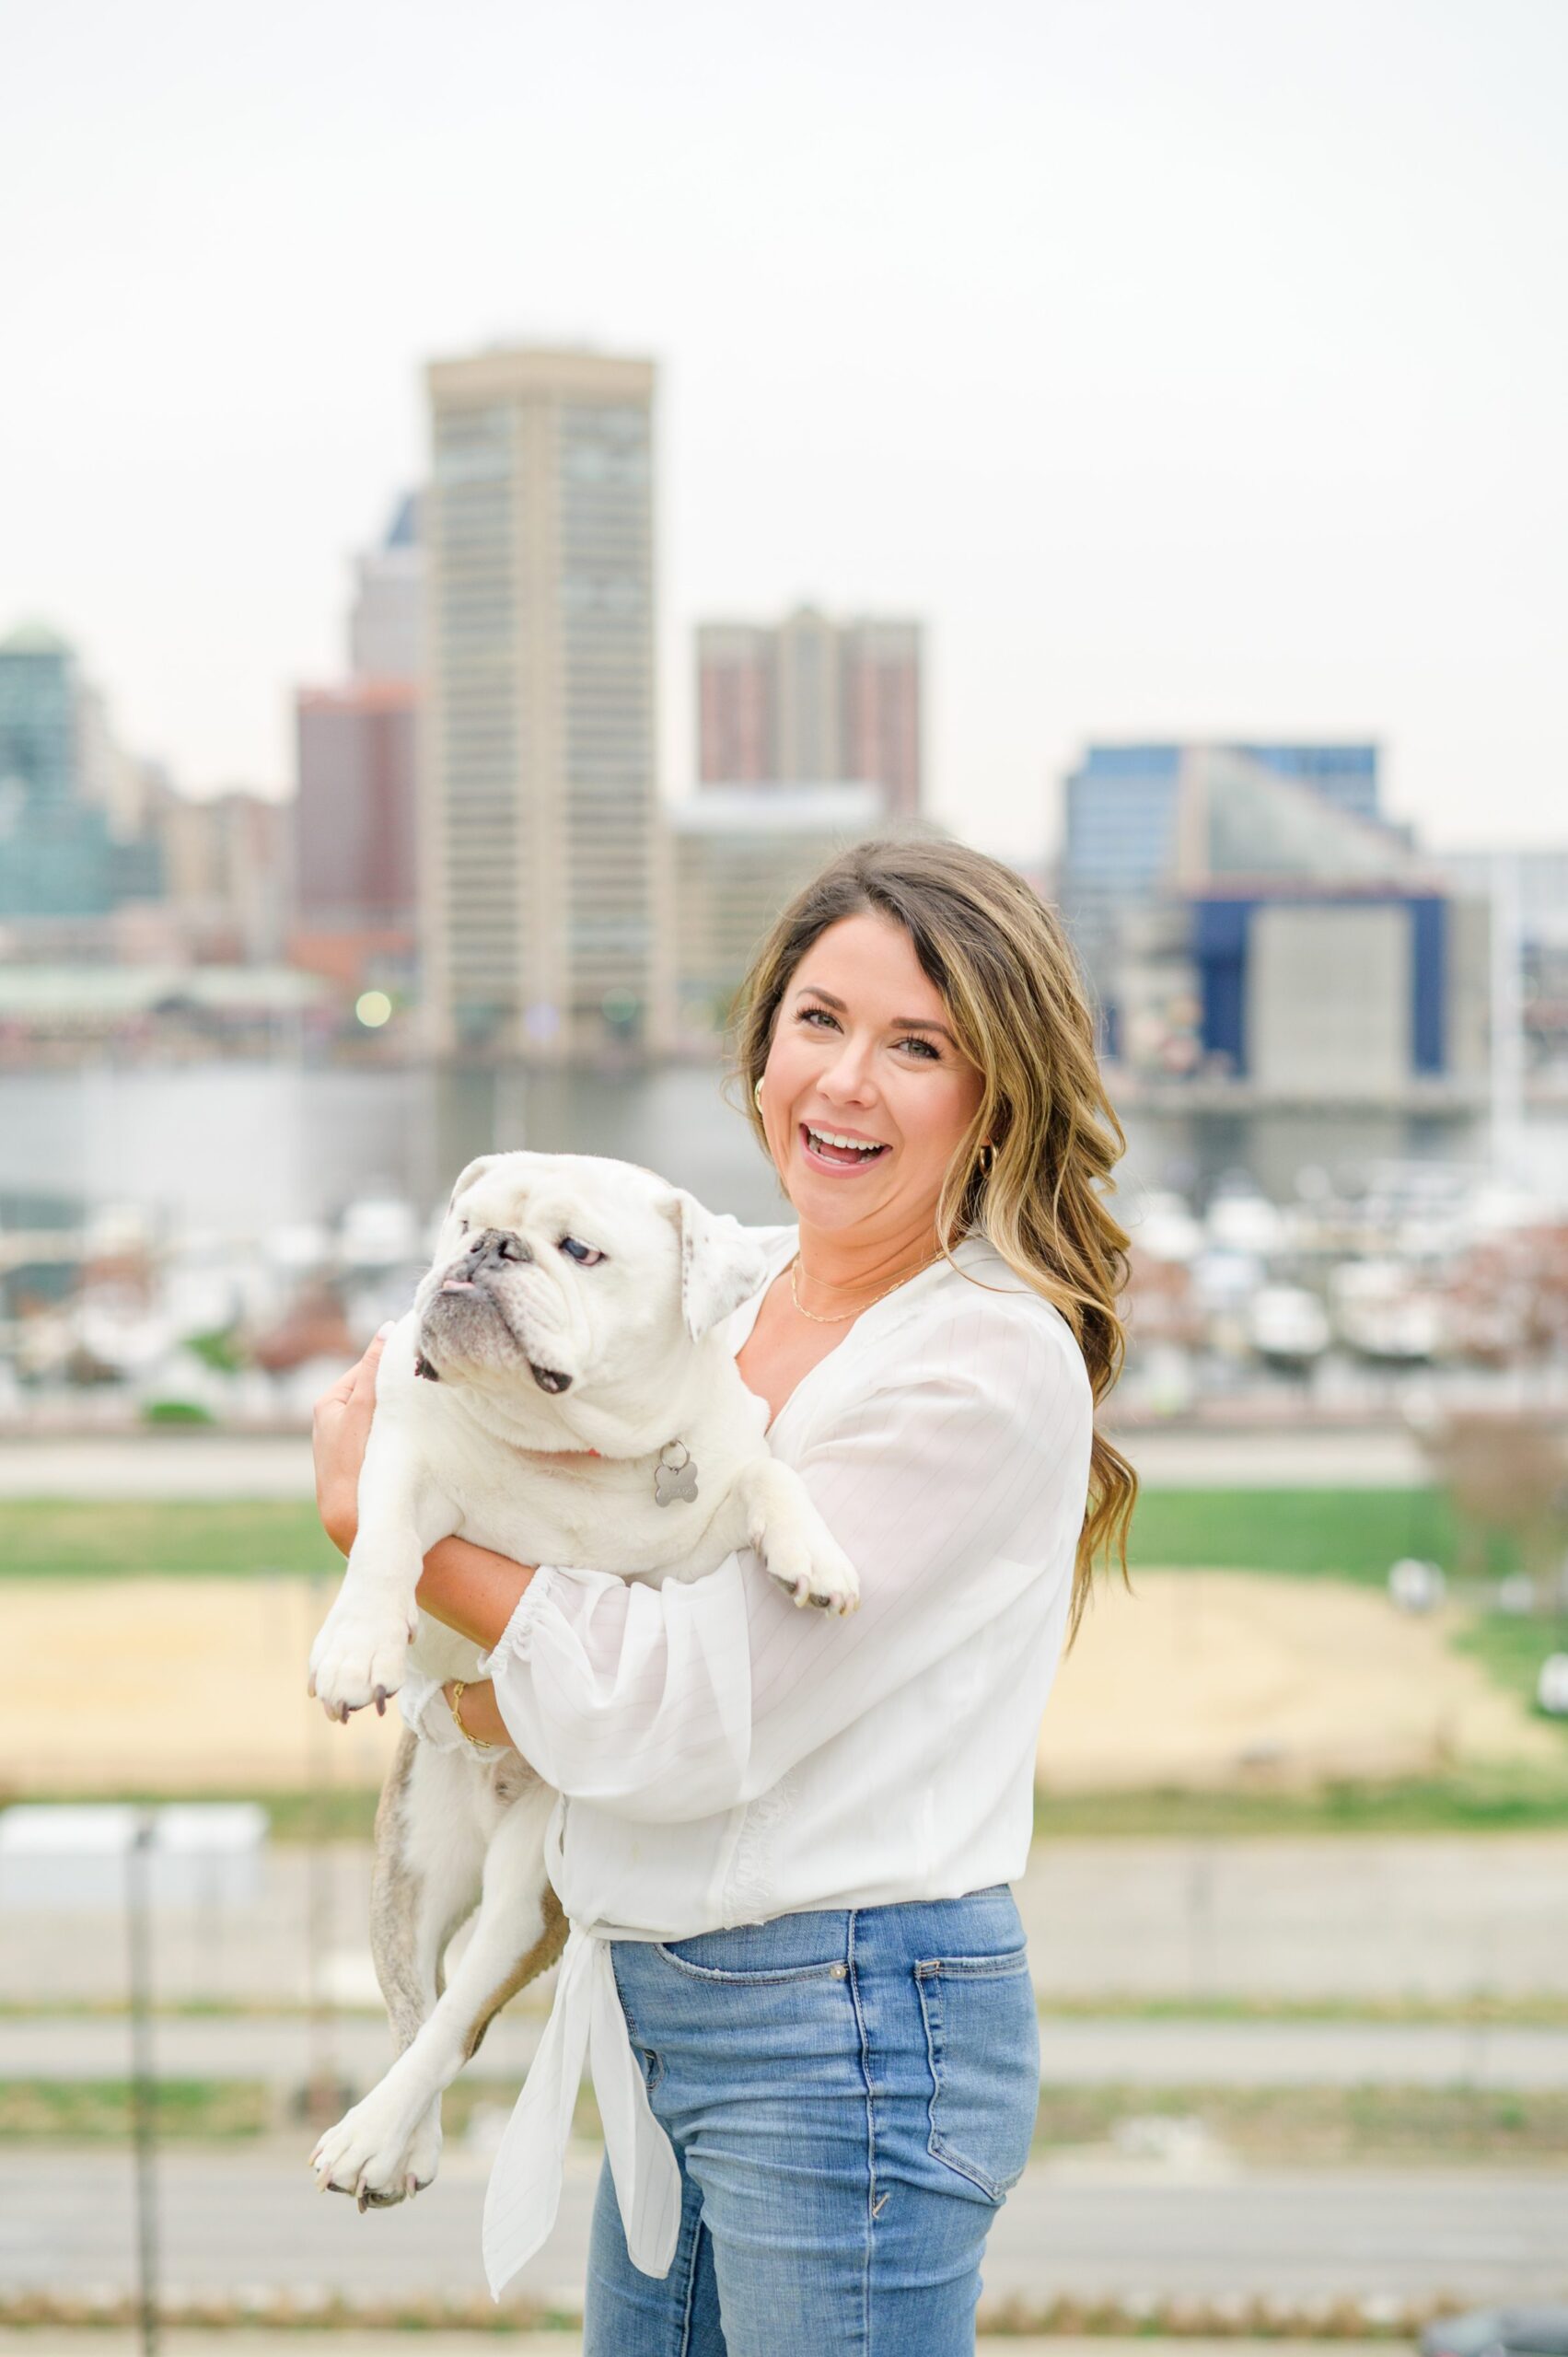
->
<box><xmin>696</xmin><ymin>605</ymin><xmax>922</xmax><ymax>818</ymax></box>
<box><xmin>424</xmin><ymin>344</ymin><xmax>663</xmax><ymax>1059</ymax></box>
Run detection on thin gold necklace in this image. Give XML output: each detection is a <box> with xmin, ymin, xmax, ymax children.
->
<box><xmin>788</xmin><ymin>1248</ymin><xmax>946</xmax><ymax>1326</ymax></box>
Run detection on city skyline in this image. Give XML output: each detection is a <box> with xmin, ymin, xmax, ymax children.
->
<box><xmin>4</xmin><ymin>0</ymin><xmax>1565</xmax><ymax>859</ymax></box>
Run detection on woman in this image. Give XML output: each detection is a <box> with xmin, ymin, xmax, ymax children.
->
<box><xmin>314</xmin><ymin>837</ymin><xmax>1135</xmax><ymax>2356</ymax></box>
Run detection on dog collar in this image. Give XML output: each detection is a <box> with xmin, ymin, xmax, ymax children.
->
<box><xmin>499</xmin><ymin>1435</ymin><xmax>698</xmax><ymax>1506</ymax></box>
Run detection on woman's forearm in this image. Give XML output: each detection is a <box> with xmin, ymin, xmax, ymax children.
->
<box><xmin>417</xmin><ymin>1537</ymin><xmax>538</xmax><ymax>1651</ymax></box>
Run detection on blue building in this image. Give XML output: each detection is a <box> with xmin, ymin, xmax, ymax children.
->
<box><xmin>1057</xmin><ymin>740</ymin><xmax>1487</xmax><ymax>1098</ymax></box>
<box><xmin>1062</xmin><ymin>739</ymin><xmax>1383</xmax><ymax>921</ymax></box>
<box><xmin>0</xmin><ymin>624</ymin><xmax>161</xmax><ymax>919</ymax></box>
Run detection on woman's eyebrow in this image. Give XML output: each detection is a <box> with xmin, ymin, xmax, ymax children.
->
<box><xmin>793</xmin><ymin>986</ymin><xmax>958</xmax><ymax>1046</ymax></box>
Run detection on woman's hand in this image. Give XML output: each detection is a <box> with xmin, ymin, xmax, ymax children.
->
<box><xmin>312</xmin><ymin>1329</ymin><xmax>389</xmax><ymax>1556</ymax></box>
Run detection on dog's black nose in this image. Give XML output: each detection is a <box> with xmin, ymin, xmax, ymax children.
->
<box><xmin>467</xmin><ymin>1227</ymin><xmax>531</xmax><ymax>1273</ymax></box>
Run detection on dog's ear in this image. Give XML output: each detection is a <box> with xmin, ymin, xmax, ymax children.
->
<box><xmin>664</xmin><ymin>1190</ymin><xmax>769</xmax><ymax>1341</ymax></box>
<box><xmin>447</xmin><ymin>1155</ymin><xmax>500</xmax><ymax>1215</ymax></box>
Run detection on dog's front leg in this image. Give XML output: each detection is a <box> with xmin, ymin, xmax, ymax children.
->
<box><xmin>311</xmin><ymin>1765</ymin><xmax>563</xmax><ymax>2207</ymax></box>
<box><xmin>310</xmin><ymin>1427</ymin><xmax>452</xmax><ymax>1716</ymax></box>
<box><xmin>736</xmin><ymin>1456</ymin><xmax>861</xmax><ymax>1616</ymax></box>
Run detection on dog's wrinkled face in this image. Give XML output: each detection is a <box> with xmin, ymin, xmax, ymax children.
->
<box><xmin>412</xmin><ymin>1152</ymin><xmax>766</xmax><ymax>1433</ymax></box>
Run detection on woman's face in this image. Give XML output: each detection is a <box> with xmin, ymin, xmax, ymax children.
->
<box><xmin>759</xmin><ymin>911</ymin><xmax>986</xmax><ymax>1237</ymax></box>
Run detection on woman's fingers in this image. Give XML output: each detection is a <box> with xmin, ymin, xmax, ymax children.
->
<box><xmin>313</xmin><ymin>1326</ymin><xmax>391</xmax><ymax>1424</ymax></box>
<box><xmin>349</xmin><ymin>1330</ymin><xmax>389</xmax><ymax>1405</ymax></box>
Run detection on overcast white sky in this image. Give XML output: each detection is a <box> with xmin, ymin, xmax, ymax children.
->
<box><xmin>4</xmin><ymin>0</ymin><xmax>1564</xmax><ymax>858</ymax></box>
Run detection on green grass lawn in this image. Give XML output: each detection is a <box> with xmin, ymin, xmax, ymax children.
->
<box><xmin>0</xmin><ymin>1499</ymin><xmax>339</xmax><ymax>1578</ymax></box>
<box><xmin>1128</xmin><ymin>1487</ymin><xmax>1524</xmax><ymax>1584</ymax></box>
<box><xmin>0</xmin><ymin>1485</ymin><xmax>1523</xmax><ymax>1583</ymax></box>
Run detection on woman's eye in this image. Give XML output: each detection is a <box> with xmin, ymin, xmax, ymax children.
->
<box><xmin>798</xmin><ymin>1006</ymin><xmax>837</xmax><ymax>1029</ymax></box>
<box><xmin>797</xmin><ymin>1006</ymin><xmax>939</xmax><ymax>1060</ymax></box>
<box><xmin>559</xmin><ymin>1237</ymin><xmax>604</xmax><ymax>1266</ymax></box>
<box><xmin>898</xmin><ymin>1036</ymin><xmax>941</xmax><ymax>1061</ymax></box>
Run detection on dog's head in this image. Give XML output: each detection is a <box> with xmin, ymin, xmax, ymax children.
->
<box><xmin>412</xmin><ymin>1152</ymin><xmax>768</xmax><ymax>1444</ymax></box>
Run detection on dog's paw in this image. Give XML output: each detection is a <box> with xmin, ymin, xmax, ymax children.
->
<box><xmin>308</xmin><ymin>1598</ymin><xmax>413</xmax><ymax>1719</ymax></box>
<box><xmin>761</xmin><ymin>1526</ymin><xmax>861</xmax><ymax>1618</ymax></box>
<box><xmin>310</xmin><ymin>2089</ymin><xmax>441</xmax><ymax>2209</ymax></box>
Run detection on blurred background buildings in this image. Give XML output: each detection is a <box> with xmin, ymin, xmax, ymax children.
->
<box><xmin>1</xmin><ymin>333</ymin><xmax>1565</xmax><ymax>1436</ymax></box>
<box><xmin>697</xmin><ymin>605</ymin><xmax>923</xmax><ymax>817</ymax></box>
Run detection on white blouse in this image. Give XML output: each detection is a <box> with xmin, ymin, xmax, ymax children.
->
<box><xmin>475</xmin><ymin>1222</ymin><xmax>1094</xmax><ymax>2294</ymax></box>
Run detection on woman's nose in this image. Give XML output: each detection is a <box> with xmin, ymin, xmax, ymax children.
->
<box><xmin>820</xmin><ymin>1039</ymin><xmax>877</xmax><ymax>1097</ymax></box>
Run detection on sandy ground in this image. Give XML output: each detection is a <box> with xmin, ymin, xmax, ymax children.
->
<box><xmin>5</xmin><ymin>1576</ymin><xmax>404</xmax><ymax>1795</ymax></box>
<box><xmin>4</xmin><ymin>1567</ymin><xmax>1559</xmax><ymax>1797</ymax></box>
<box><xmin>1041</xmin><ymin>1567</ymin><xmax>1562</xmax><ymax>1790</ymax></box>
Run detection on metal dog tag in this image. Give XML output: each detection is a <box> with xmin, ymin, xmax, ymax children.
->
<box><xmin>655</xmin><ymin>1440</ymin><xmax>698</xmax><ymax>1507</ymax></box>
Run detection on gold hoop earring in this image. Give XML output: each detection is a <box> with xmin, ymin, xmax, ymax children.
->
<box><xmin>753</xmin><ymin>1076</ymin><xmax>764</xmax><ymax>1111</ymax></box>
<box><xmin>976</xmin><ymin>1140</ymin><xmax>994</xmax><ymax>1178</ymax></box>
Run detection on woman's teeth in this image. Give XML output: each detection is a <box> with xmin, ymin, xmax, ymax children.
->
<box><xmin>805</xmin><ymin>1125</ymin><xmax>888</xmax><ymax>1165</ymax></box>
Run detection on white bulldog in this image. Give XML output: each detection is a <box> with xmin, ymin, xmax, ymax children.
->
<box><xmin>307</xmin><ymin>1151</ymin><xmax>857</xmax><ymax>2209</ymax></box>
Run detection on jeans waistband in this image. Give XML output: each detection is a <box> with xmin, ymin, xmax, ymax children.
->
<box><xmin>623</xmin><ymin>1884</ymin><xmax>1023</xmax><ymax>1980</ymax></box>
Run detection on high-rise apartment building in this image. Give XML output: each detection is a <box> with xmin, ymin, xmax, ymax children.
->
<box><xmin>424</xmin><ymin>344</ymin><xmax>663</xmax><ymax>1059</ymax></box>
<box><xmin>697</xmin><ymin>605</ymin><xmax>922</xmax><ymax>818</ymax></box>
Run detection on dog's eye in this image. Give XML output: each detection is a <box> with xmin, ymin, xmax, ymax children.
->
<box><xmin>459</xmin><ymin>1219</ymin><xmax>470</xmax><ymax>1234</ymax></box>
<box><xmin>559</xmin><ymin>1237</ymin><xmax>604</xmax><ymax>1267</ymax></box>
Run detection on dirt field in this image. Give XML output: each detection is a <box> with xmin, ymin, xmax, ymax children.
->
<box><xmin>5</xmin><ymin>1564</ymin><xmax>1560</xmax><ymax>1798</ymax></box>
<box><xmin>1040</xmin><ymin>1567</ymin><xmax>1562</xmax><ymax>1791</ymax></box>
<box><xmin>6</xmin><ymin>1575</ymin><xmax>404</xmax><ymax>1796</ymax></box>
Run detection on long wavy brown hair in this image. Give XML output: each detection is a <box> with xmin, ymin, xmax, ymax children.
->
<box><xmin>726</xmin><ymin>835</ymin><xmax>1136</xmax><ymax>1643</ymax></box>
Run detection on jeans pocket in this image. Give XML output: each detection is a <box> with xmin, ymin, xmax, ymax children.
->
<box><xmin>913</xmin><ymin>1948</ymin><xmax>1039</xmax><ymax>2201</ymax></box>
<box><xmin>653</xmin><ymin>1920</ymin><xmax>846</xmax><ymax>1983</ymax></box>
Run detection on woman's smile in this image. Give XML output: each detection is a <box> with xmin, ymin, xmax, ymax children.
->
<box><xmin>796</xmin><ymin>1120</ymin><xmax>891</xmax><ymax>1175</ymax></box>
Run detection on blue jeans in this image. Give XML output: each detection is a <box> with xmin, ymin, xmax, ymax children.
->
<box><xmin>585</xmin><ymin>1885</ymin><xmax>1038</xmax><ymax>2357</ymax></box>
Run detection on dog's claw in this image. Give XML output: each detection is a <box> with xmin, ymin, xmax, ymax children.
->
<box><xmin>374</xmin><ymin>1686</ymin><xmax>387</xmax><ymax>1716</ymax></box>
<box><xmin>356</xmin><ymin>2180</ymin><xmax>370</xmax><ymax>2212</ymax></box>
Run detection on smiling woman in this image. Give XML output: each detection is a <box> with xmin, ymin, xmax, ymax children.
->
<box><xmin>311</xmin><ymin>835</ymin><xmax>1133</xmax><ymax>2357</ymax></box>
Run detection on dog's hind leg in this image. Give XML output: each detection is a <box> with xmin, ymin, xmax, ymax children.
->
<box><xmin>316</xmin><ymin>1732</ymin><xmax>486</xmax><ymax>2207</ymax></box>
<box><xmin>311</xmin><ymin>1762</ymin><xmax>563</xmax><ymax>2208</ymax></box>
<box><xmin>371</xmin><ymin>1732</ymin><xmax>485</xmax><ymax>2054</ymax></box>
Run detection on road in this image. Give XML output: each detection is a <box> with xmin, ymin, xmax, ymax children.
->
<box><xmin>0</xmin><ymin>2340</ymin><xmax>1424</xmax><ymax>2357</ymax></box>
<box><xmin>0</xmin><ymin>1422</ymin><xmax>1432</xmax><ymax>1499</ymax></box>
<box><xmin>3</xmin><ymin>2143</ymin><xmax>1563</xmax><ymax>2306</ymax></box>
<box><xmin>7</xmin><ymin>2011</ymin><xmax>1568</xmax><ymax>2093</ymax></box>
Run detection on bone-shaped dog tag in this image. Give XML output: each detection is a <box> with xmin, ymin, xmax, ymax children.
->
<box><xmin>655</xmin><ymin>1441</ymin><xmax>698</xmax><ymax>1507</ymax></box>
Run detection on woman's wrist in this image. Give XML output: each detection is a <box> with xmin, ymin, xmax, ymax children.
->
<box><xmin>442</xmin><ymin>1676</ymin><xmax>510</xmax><ymax>1749</ymax></box>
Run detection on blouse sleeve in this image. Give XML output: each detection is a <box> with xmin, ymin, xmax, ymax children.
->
<box><xmin>477</xmin><ymin>1293</ymin><xmax>1092</xmax><ymax>1823</ymax></box>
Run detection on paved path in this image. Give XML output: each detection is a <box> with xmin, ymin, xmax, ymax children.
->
<box><xmin>0</xmin><ymin>1423</ymin><xmax>1432</xmax><ymax>1499</ymax></box>
<box><xmin>8</xmin><ymin>2010</ymin><xmax>1568</xmax><ymax>2093</ymax></box>
<box><xmin>0</xmin><ymin>2340</ymin><xmax>1422</xmax><ymax>2357</ymax></box>
<box><xmin>2</xmin><ymin>2144</ymin><xmax>1563</xmax><ymax>2305</ymax></box>
<box><xmin>7</xmin><ymin>1835</ymin><xmax>1568</xmax><ymax>2007</ymax></box>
